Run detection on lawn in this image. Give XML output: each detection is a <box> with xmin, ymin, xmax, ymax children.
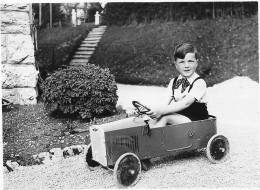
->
<box><xmin>37</xmin><ymin>24</ymin><xmax>95</xmax><ymax>46</ymax></box>
<box><xmin>91</xmin><ymin>16</ymin><xmax>258</xmax><ymax>86</ymax></box>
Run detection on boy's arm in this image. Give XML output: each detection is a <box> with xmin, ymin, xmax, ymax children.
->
<box><xmin>164</xmin><ymin>78</ymin><xmax>207</xmax><ymax>113</ymax></box>
<box><xmin>147</xmin><ymin>94</ymin><xmax>195</xmax><ymax>119</ymax></box>
<box><xmin>164</xmin><ymin>78</ymin><xmax>175</xmax><ymax>105</ymax></box>
<box><xmin>147</xmin><ymin>79</ymin><xmax>206</xmax><ymax>119</ymax></box>
<box><xmin>162</xmin><ymin>94</ymin><xmax>195</xmax><ymax>114</ymax></box>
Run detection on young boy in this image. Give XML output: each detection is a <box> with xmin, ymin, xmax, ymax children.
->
<box><xmin>146</xmin><ymin>43</ymin><xmax>208</xmax><ymax>127</ymax></box>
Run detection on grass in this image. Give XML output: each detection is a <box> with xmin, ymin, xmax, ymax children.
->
<box><xmin>36</xmin><ymin>24</ymin><xmax>96</xmax><ymax>79</ymax></box>
<box><xmin>2</xmin><ymin>103</ymin><xmax>128</xmax><ymax>166</ymax></box>
<box><xmin>37</xmin><ymin>24</ymin><xmax>95</xmax><ymax>46</ymax></box>
<box><xmin>90</xmin><ymin>16</ymin><xmax>258</xmax><ymax>87</ymax></box>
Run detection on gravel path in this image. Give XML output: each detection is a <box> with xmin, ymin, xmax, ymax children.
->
<box><xmin>3</xmin><ymin>76</ymin><xmax>260</xmax><ymax>189</ymax></box>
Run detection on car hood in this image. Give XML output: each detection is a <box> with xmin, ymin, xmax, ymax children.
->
<box><xmin>91</xmin><ymin>116</ymin><xmax>145</xmax><ymax>132</ymax></box>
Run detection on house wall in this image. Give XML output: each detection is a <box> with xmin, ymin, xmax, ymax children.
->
<box><xmin>1</xmin><ymin>4</ymin><xmax>38</xmax><ymax>105</ymax></box>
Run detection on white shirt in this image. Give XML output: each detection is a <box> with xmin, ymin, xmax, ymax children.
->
<box><xmin>166</xmin><ymin>72</ymin><xmax>208</xmax><ymax>104</ymax></box>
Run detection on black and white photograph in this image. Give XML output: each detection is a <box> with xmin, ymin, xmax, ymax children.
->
<box><xmin>1</xmin><ymin>0</ymin><xmax>259</xmax><ymax>188</ymax></box>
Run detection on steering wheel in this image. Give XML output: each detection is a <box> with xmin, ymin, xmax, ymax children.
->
<box><xmin>132</xmin><ymin>101</ymin><xmax>151</xmax><ymax>114</ymax></box>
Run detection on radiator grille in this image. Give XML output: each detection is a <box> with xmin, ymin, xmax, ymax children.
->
<box><xmin>113</xmin><ymin>135</ymin><xmax>139</xmax><ymax>152</ymax></box>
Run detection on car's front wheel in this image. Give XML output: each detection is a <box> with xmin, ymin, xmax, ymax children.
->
<box><xmin>114</xmin><ymin>152</ymin><xmax>141</xmax><ymax>187</ymax></box>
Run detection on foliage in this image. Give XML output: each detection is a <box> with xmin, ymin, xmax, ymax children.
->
<box><xmin>41</xmin><ymin>65</ymin><xmax>118</xmax><ymax>119</ymax></box>
<box><xmin>32</xmin><ymin>3</ymin><xmax>66</xmax><ymax>28</ymax></box>
<box><xmin>104</xmin><ymin>2</ymin><xmax>258</xmax><ymax>25</ymax></box>
<box><xmin>86</xmin><ymin>2</ymin><xmax>103</xmax><ymax>22</ymax></box>
<box><xmin>37</xmin><ymin>24</ymin><xmax>94</xmax><ymax>46</ymax></box>
<box><xmin>36</xmin><ymin>25</ymin><xmax>95</xmax><ymax>79</ymax></box>
<box><xmin>90</xmin><ymin>16</ymin><xmax>258</xmax><ymax>87</ymax></box>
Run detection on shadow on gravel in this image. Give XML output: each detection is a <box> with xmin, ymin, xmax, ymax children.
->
<box><xmin>151</xmin><ymin>149</ymin><xmax>205</xmax><ymax>166</ymax></box>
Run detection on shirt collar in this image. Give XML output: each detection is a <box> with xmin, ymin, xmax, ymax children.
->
<box><xmin>178</xmin><ymin>72</ymin><xmax>199</xmax><ymax>84</ymax></box>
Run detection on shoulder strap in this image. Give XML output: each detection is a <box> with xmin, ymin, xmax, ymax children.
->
<box><xmin>171</xmin><ymin>77</ymin><xmax>178</xmax><ymax>95</ymax></box>
<box><xmin>188</xmin><ymin>77</ymin><xmax>202</xmax><ymax>92</ymax></box>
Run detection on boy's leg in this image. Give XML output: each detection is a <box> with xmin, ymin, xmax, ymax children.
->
<box><xmin>150</xmin><ymin>114</ymin><xmax>191</xmax><ymax>128</ymax></box>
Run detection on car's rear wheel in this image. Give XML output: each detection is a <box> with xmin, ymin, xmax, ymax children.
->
<box><xmin>206</xmin><ymin>134</ymin><xmax>230</xmax><ymax>163</ymax></box>
<box><xmin>114</xmin><ymin>153</ymin><xmax>141</xmax><ymax>187</ymax></box>
<box><xmin>84</xmin><ymin>144</ymin><xmax>100</xmax><ymax>170</ymax></box>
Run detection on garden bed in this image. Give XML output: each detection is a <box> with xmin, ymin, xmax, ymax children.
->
<box><xmin>2</xmin><ymin>103</ymin><xmax>127</xmax><ymax>166</ymax></box>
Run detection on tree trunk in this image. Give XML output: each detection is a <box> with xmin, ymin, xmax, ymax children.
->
<box><xmin>50</xmin><ymin>3</ymin><xmax>52</xmax><ymax>28</ymax></box>
<box><xmin>241</xmin><ymin>2</ymin><xmax>244</xmax><ymax>16</ymax></box>
<box><xmin>39</xmin><ymin>3</ymin><xmax>42</xmax><ymax>26</ymax></box>
<box><xmin>212</xmin><ymin>2</ymin><xmax>215</xmax><ymax>19</ymax></box>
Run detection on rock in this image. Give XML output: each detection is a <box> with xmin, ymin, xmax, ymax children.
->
<box><xmin>70</xmin><ymin>145</ymin><xmax>83</xmax><ymax>155</ymax></box>
<box><xmin>2</xmin><ymin>34</ymin><xmax>35</xmax><ymax>64</ymax></box>
<box><xmin>82</xmin><ymin>144</ymin><xmax>88</xmax><ymax>151</ymax></box>
<box><xmin>63</xmin><ymin>147</ymin><xmax>74</xmax><ymax>158</ymax></box>
<box><xmin>49</xmin><ymin>148</ymin><xmax>63</xmax><ymax>163</ymax></box>
<box><xmin>0</xmin><ymin>4</ymin><xmax>29</xmax><ymax>12</ymax></box>
<box><xmin>2</xmin><ymin>88</ymin><xmax>37</xmax><ymax>105</ymax></box>
<box><xmin>1</xmin><ymin>3</ymin><xmax>37</xmax><ymax>106</ymax></box>
<box><xmin>1</xmin><ymin>36</ymin><xmax>7</xmax><ymax>64</ymax></box>
<box><xmin>6</xmin><ymin>160</ymin><xmax>20</xmax><ymax>171</ymax></box>
<box><xmin>32</xmin><ymin>154</ymin><xmax>38</xmax><ymax>160</ymax></box>
<box><xmin>1</xmin><ymin>64</ymin><xmax>38</xmax><ymax>88</ymax></box>
<box><xmin>0</xmin><ymin>10</ymin><xmax>30</xmax><ymax>34</ymax></box>
<box><xmin>3</xmin><ymin>166</ymin><xmax>9</xmax><ymax>173</ymax></box>
<box><xmin>38</xmin><ymin>152</ymin><xmax>52</xmax><ymax>165</ymax></box>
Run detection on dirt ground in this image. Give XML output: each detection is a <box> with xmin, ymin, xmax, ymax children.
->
<box><xmin>3</xmin><ymin>76</ymin><xmax>260</xmax><ymax>189</ymax></box>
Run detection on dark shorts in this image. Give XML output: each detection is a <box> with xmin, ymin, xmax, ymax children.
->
<box><xmin>177</xmin><ymin>102</ymin><xmax>209</xmax><ymax>121</ymax></box>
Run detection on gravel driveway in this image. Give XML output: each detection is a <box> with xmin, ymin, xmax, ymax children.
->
<box><xmin>3</xmin><ymin>76</ymin><xmax>260</xmax><ymax>189</ymax></box>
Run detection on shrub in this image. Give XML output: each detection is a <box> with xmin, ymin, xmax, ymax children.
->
<box><xmin>41</xmin><ymin>64</ymin><xmax>118</xmax><ymax>119</ymax></box>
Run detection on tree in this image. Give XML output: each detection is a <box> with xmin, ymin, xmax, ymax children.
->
<box><xmin>86</xmin><ymin>2</ymin><xmax>103</xmax><ymax>23</ymax></box>
<box><xmin>32</xmin><ymin>3</ymin><xmax>65</xmax><ymax>28</ymax></box>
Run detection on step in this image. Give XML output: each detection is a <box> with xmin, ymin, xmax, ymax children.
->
<box><xmin>84</xmin><ymin>37</ymin><xmax>101</xmax><ymax>40</ymax></box>
<box><xmin>93</xmin><ymin>28</ymin><xmax>106</xmax><ymax>31</ymax></box>
<box><xmin>83</xmin><ymin>38</ymin><xmax>100</xmax><ymax>41</ymax></box>
<box><xmin>77</xmin><ymin>47</ymin><xmax>95</xmax><ymax>51</ymax></box>
<box><xmin>80</xmin><ymin>44</ymin><xmax>98</xmax><ymax>47</ymax></box>
<box><xmin>70</xmin><ymin>62</ymin><xmax>88</xmax><ymax>66</ymax></box>
<box><xmin>88</xmin><ymin>32</ymin><xmax>105</xmax><ymax>35</ymax></box>
<box><xmin>87</xmin><ymin>36</ymin><xmax>102</xmax><ymax>39</ymax></box>
<box><xmin>75</xmin><ymin>51</ymin><xmax>94</xmax><ymax>55</ymax></box>
<box><xmin>73</xmin><ymin>55</ymin><xmax>91</xmax><ymax>59</ymax></box>
<box><xmin>86</xmin><ymin>35</ymin><xmax>102</xmax><ymax>39</ymax></box>
<box><xmin>70</xmin><ymin>59</ymin><xmax>89</xmax><ymax>63</ymax></box>
<box><xmin>82</xmin><ymin>40</ymin><xmax>99</xmax><ymax>44</ymax></box>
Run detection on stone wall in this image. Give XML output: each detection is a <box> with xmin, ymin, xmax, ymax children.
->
<box><xmin>1</xmin><ymin>4</ymin><xmax>38</xmax><ymax>105</ymax></box>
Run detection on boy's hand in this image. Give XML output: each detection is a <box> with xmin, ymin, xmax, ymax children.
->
<box><xmin>146</xmin><ymin>107</ymin><xmax>164</xmax><ymax>119</ymax></box>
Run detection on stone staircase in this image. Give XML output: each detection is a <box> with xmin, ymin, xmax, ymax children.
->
<box><xmin>70</xmin><ymin>25</ymin><xmax>107</xmax><ymax>66</ymax></box>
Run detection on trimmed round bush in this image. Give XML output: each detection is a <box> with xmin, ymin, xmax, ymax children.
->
<box><xmin>41</xmin><ymin>64</ymin><xmax>118</xmax><ymax>119</ymax></box>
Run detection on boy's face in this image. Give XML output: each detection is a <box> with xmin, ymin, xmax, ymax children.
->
<box><xmin>174</xmin><ymin>53</ymin><xmax>198</xmax><ymax>78</ymax></box>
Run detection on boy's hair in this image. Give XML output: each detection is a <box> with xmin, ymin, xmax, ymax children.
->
<box><xmin>173</xmin><ymin>43</ymin><xmax>199</xmax><ymax>61</ymax></box>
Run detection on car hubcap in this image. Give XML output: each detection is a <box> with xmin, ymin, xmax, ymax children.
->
<box><xmin>210</xmin><ymin>138</ymin><xmax>227</xmax><ymax>160</ymax></box>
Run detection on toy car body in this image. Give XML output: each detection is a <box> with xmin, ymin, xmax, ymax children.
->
<box><xmin>85</xmin><ymin>102</ymin><xmax>229</xmax><ymax>187</ymax></box>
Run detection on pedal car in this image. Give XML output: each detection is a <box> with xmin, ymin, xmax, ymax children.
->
<box><xmin>84</xmin><ymin>101</ymin><xmax>230</xmax><ymax>187</ymax></box>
